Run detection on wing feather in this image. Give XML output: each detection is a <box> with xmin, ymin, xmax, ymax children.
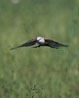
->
<box><xmin>45</xmin><ymin>39</ymin><xmax>68</xmax><ymax>48</ymax></box>
<box><xmin>10</xmin><ymin>39</ymin><xmax>37</xmax><ymax>50</ymax></box>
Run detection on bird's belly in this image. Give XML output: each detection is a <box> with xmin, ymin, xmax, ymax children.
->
<box><xmin>38</xmin><ymin>42</ymin><xmax>45</xmax><ymax>45</ymax></box>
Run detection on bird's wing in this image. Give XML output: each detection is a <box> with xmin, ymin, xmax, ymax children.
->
<box><xmin>10</xmin><ymin>39</ymin><xmax>37</xmax><ymax>50</ymax></box>
<box><xmin>45</xmin><ymin>39</ymin><xmax>68</xmax><ymax>48</ymax></box>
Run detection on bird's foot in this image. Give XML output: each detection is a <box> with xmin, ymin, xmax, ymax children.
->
<box><xmin>55</xmin><ymin>47</ymin><xmax>59</xmax><ymax>49</ymax></box>
<box><xmin>33</xmin><ymin>45</ymin><xmax>40</xmax><ymax>48</ymax></box>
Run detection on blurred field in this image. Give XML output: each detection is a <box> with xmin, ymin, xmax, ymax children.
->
<box><xmin>0</xmin><ymin>0</ymin><xmax>79</xmax><ymax>98</ymax></box>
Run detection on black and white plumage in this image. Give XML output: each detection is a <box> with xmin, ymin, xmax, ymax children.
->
<box><xmin>10</xmin><ymin>36</ymin><xmax>68</xmax><ymax>50</ymax></box>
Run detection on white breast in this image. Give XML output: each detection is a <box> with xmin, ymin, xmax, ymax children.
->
<box><xmin>39</xmin><ymin>39</ymin><xmax>45</xmax><ymax>43</ymax></box>
<box><xmin>37</xmin><ymin>37</ymin><xmax>45</xmax><ymax>43</ymax></box>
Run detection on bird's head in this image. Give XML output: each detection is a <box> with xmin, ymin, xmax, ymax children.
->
<box><xmin>37</xmin><ymin>36</ymin><xmax>46</xmax><ymax>43</ymax></box>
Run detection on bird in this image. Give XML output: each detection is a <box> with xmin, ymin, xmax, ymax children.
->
<box><xmin>10</xmin><ymin>36</ymin><xmax>68</xmax><ymax>50</ymax></box>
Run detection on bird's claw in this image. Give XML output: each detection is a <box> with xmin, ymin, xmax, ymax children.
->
<box><xmin>33</xmin><ymin>45</ymin><xmax>40</xmax><ymax>48</ymax></box>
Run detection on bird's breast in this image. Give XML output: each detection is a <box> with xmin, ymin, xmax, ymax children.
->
<box><xmin>39</xmin><ymin>39</ymin><xmax>45</xmax><ymax>43</ymax></box>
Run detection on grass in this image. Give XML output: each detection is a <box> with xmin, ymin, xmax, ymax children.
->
<box><xmin>0</xmin><ymin>0</ymin><xmax>79</xmax><ymax>98</ymax></box>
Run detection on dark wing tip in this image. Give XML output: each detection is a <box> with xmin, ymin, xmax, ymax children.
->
<box><xmin>10</xmin><ymin>45</ymin><xmax>22</xmax><ymax>50</ymax></box>
<box><xmin>62</xmin><ymin>44</ymin><xmax>68</xmax><ymax>47</ymax></box>
<box><xmin>10</xmin><ymin>47</ymin><xmax>18</xmax><ymax>50</ymax></box>
<box><xmin>10</xmin><ymin>48</ymin><xmax>13</xmax><ymax>50</ymax></box>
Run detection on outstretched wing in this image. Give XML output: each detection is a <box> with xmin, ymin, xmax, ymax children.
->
<box><xmin>45</xmin><ymin>39</ymin><xmax>68</xmax><ymax>48</ymax></box>
<box><xmin>10</xmin><ymin>39</ymin><xmax>37</xmax><ymax>50</ymax></box>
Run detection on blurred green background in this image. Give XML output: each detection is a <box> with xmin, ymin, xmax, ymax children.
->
<box><xmin>0</xmin><ymin>0</ymin><xmax>79</xmax><ymax>98</ymax></box>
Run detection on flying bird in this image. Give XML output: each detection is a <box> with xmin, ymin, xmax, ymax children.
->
<box><xmin>10</xmin><ymin>36</ymin><xmax>68</xmax><ymax>50</ymax></box>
